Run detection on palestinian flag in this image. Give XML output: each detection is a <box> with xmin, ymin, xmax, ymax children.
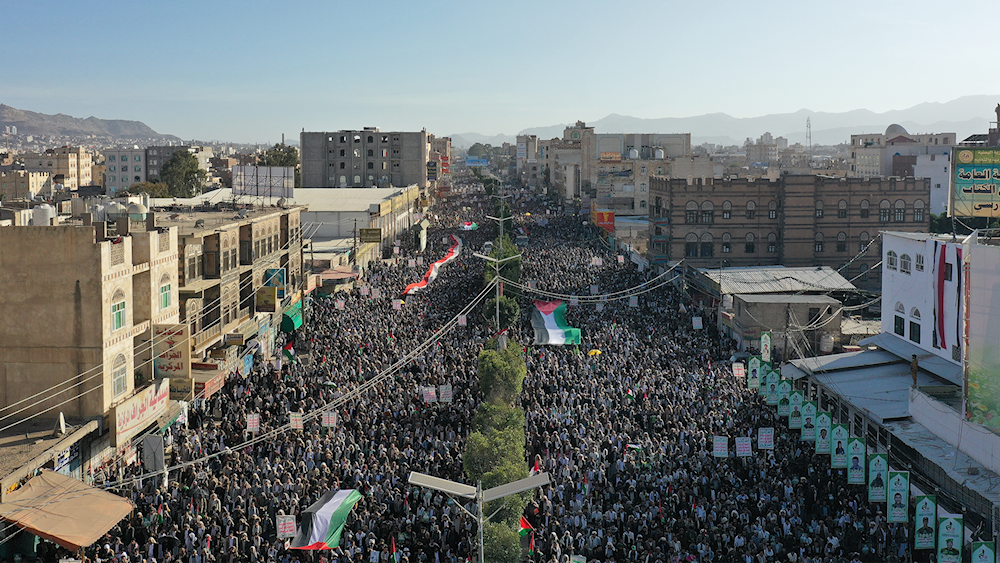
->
<box><xmin>626</xmin><ymin>444</ymin><xmax>643</xmax><ymax>451</ymax></box>
<box><xmin>462</xmin><ymin>222</ymin><xmax>479</xmax><ymax>231</ymax></box>
<box><xmin>518</xmin><ymin>516</ymin><xmax>534</xmax><ymax>538</ymax></box>
<box><xmin>289</xmin><ymin>489</ymin><xmax>363</xmax><ymax>550</ymax></box>
<box><xmin>282</xmin><ymin>342</ymin><xmax>295</xmax><ymax>362</ymax></box>
<box><xmin>531</xmin><ymin>300</ymin><xmax>581</xmax><ymax>345</ymax></box>
<box><xmin>391</xmin><ymin>537</ymin><xmax>399</xmax><ymax>563</ymax></box>
<box><xmin>626</xmin><ymin>387</ymin><xmax>636</xmax><ymax>400</ymax></box>
<box><xmin>528</xmin><ymin>532</ymin><xmax>535</xmax><ymax>556</ymax></box>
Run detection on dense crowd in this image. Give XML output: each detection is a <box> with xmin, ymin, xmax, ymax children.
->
<box><xmin>63</xmin><ymin>184</ymin><xmax>914</xmax><ymax>563</ymax></box>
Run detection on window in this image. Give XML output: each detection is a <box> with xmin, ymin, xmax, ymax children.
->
<box><xmin>353</xmin><ymin>149</ymin><xmax>361</xmax><ymax>158</ymax></box>
<box><xmin>887</xmin><ymin>251</ymin><xmax>898</xmax><ymax>270</ymax></box>
<box><xmin>899</xmin><ymin>254</ymin><xmax>911</xmax><ymax>274</ymax></box>
<box><xmin>381</xmin><ymin>135</ymin><xmax>389</xmax><ymax>143</ymax></box>
<box><xmin>640</xmin><ymin>166</ymin><xmax>647</xmax><ymax>175</ymax></box>
<box><xmin>914</xmin><ymin>200</ymin><xmax>925</xmax><ymax>222</ymax></box>
<box><xmin>640</xmin><ymin>200</ymin><xmax>647</xmax><ymax>209</ymax></box>
<box><xmin>109</xmin><ymin>155</ymin><xmax>116</xmax><ymax>162</ymax></box>
<box><xmin>367</xmin><ymin>149</ymin><xmax>374</xmax><ymax>157</ymax></box>
<box><xmin>109</xmin><ymin>165</ymin><xmax>116</xmax><ymax>172</ymax></box>
<box><xmin>701</xmin><ymin>202</ymin><xmax>714</xmax><ymax>224</ymax></box>
<box><xmin>859</xmin><ymin>232</ymin><xmax>870</xmax><ymax>252</ymax></box>
<box><xmin>834</xmin><ymin>232</ymin><xmax>846</xmax><ymax>252</ymax></box>
<box><xmin>722</xmin><ymin>233</ymin><xmax>732</xmax><ymax>254</ymax></box>
<box><xmin>814</xmin><ymin>233</ymin><xmax>824</xmax><ymax>253</ymax></box>
<box><xmin>944</xmin><ymin>262</ymin><xmax>953</xmax><ymax>281</ymax></box>
<box><xmin>722</xmin><ymin>201</ymin><xmax>732</xmax><ymax>220</ymax></box>
<box><xmin>367</xmin><ymin>135</ymin><xmax>374</xmax><ymax>143</ymax></box>
<box><xmin>111</xmin><ymin>290</ymin><xmax>126</xmax><ymax>331</ymax></box>
<box><xmin>701</xmin><ymin>234</ymin><xmax>714</xmax><ymax>257</ymax></box>
<box><xmin>112</xmin><ymin>355</ymin><xmax>128</xmax><ymax>397</ymax></box>
<box><xmin>767</xmin><ymin>233</ymin><xmax>777</xmax><ymax>253</ymax></box>
<box><xmin>685</xmin><ymin>201</ymin><xmax>698</xmax><ymax>224</ymax></box>
<box><xmin>340</xmin><ymin>162</ymin><xmax>345</xmax><ymax>169</ymax></box>
<box><xmin>893</xmin><ymin>200</ymin><xmax>905</xmax><ymax>222</ymax></box>
<box><xmin>769</xmin><ymin>200</ymin><xmax>778</xmax><ymax>220</ymax></box>
<box><xmin>339</xmin><ymin>149</ymin><xmax>345</xmax><ymax>157</ymax></box>
<box><xmin>838</xmin><ymin>200</ymin><xmax>848</xmax><ymax>218</ymax></box>
<box><xmin>367</xmin><ymin>162</ymin><xmax>374</xmax><ymax>169</ymax></box>
<box><xmin>879</xmin><ymin>200</ymin><xmax>891</xmax><ymax>222</ymax></box>
<box><xmin>745</xmin><ymin>233</ymin><xmax>755</xmax><ymax>254</ymax></box>
<box><xmin>860</xmin><ymin>200</ymin><xmax>870</xmax><ymax>219</ymax></box>
<box><xmin>894</xmin><ymin>303</ymin><xmax>905</xmax><ymax>336</ymax></box>
<box><xmin>685</xmin><ymin>234</ymin><xmax>698</xmax><ymax>257</ymax></box>
<box><xmin>746</xmin><ymin>201</ymin><xmax>756</xmax><ymax>219</ymax></box>
<box><xmin>909</xmin><ymin>320</ymin><xmax>921</xmax><ymax>343</ymax></box>
<box><xmin>159</xmin><ymin>275</ymin><xmax>171</xmax><ymax>310</ymax></box>
<box><xmin>916</xmin><ymin>253</ymin><xmax>924</xmax><ymax>271</ymax></box>
<box><xmin>815</xmin><ymin>200</ymin><xmax>824</xmax><ymax>218</ymax></box>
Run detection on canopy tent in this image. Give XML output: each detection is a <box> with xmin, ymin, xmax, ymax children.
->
<box><xmin>281</xmin><ymin>301</ymin><xmax>303</xmax><ymax>333</ymax></box>
<box><xmin>0</xmin><ymin>471</ymin><xmax>132</xmax><ymax>551</ymax></box>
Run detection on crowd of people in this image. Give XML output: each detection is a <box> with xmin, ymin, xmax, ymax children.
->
<box><xmin>63</xmin><ymin>184</ymin><xmax>917</xmax><ymax>563</ymax></box>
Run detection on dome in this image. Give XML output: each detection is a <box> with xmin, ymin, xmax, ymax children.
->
<box><xmin>885</xmin><ymin>123</ymin><xmax>908</xmax><ymax>137</ymax></box>
<box><xmin>127</xmin><ymin>203</ymin><xmax>148</xmax><ymax>215</ymax></box>
<box><xmin>105</xmin><ymin>202</ymin><xmax>126</xmax><ymax>219</ymax></box>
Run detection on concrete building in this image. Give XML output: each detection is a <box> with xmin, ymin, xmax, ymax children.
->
<box><xmin>649</xmin><ymin>175</ymin><xmax>931</xmax><ymax>290</ymax></box>
<box><xmin>0</xmin><ymin>170</ymin><xmax>53</xmax><ymax>200</ymax></box>
<box><xmin>102</xmin><ymin>148</ymin><xmax>147</xmax><ymax>195</ymax></box>
<box><xmin>300</xmin><ymin>128</ymin><xmax>429</xmax><ymax>189</ymax></box>
<box><xmin>515</xmin><ymin>134</ymin><xmax>542</xmax><ymax>188</ymax></box>
<box><xmin>726</xmin><ymin>293</ymin><xmax>843</xmax><ymax>357</ymax></box>
<box><xmin>145</xmin><ymin>145</ymin><xmax>213</xmax><ymax>183</ymax></box>
<box><xmin>21</xmin><ymin>146</ymin><xmax>93</xmax><ymax>191</ymax></box>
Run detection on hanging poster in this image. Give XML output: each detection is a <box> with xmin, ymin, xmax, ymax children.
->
<box><xmin>277</xmin><ymin>514</ymin><xmax>297</xmax><ymax>539</ymax></box>
<box><xmin>757</xmin><ymin>427</ymin><xmax>774</xmax><ymax>450</ymax></box>
<box><xmin>761</xmin><ymin>332</ymin><xmax>772</xmax><ymax>363</ymax></box>
<box><xmin>360</xmin><ymin>286</ymin><xmax>370</xmax><ymax>296</ymax></box>
<box><xmin>777</xmin><ymin>380</ymin><xmax>792</xmax><ymax>417</ymax></box>
<box><xmin>735</xmin><ymin>436</ymin><xmax>753</xmax><ymax>457</ymax></box>
<box><xmin>830</xmin><ymin>423</ymin><xmax>850</xmax><ymax>467</ymax></box>
<box><xmin>748</xmin><ymin>357</ymin><xmax>762</xmax><ymax>392</ymax></box>
<box><xmin>408</xmin><ymin>259</ymin><xmax>417</xmax><ymax>268</ymax></box>
<box><xmin>887</xmin><ymin>470</ymin><xmax>910</xmax><ymax>523</ymax></box>
<box><xmin>937</xmin><ymin>516</ymin><xmax>962</xmax><ymax>563</ymax></box>
<box><xmin>801</xmin><ymin>401</ymin><xmax>817</xmax><ymax>441</ymax></box>
<box><xmin>847</xmin><ymin>436</ymin><xmax>866</xmax><ymax>484</ymax></box>
<box><xmin>914</xmin><ymin>495</ymin><xmax>937</xmax><ymax>550</ymax></box>
<box><xmin>422</xmin><ymin>386</ymin><xmax>437</xmax><ymax>403</ymax></box>
<box><xmin>458</xmin><ymin>314</ymin><xmax>467</xmax><ymax>326</ymax></box>
<box><xmin>868</xmin><ymin>453</ymin><xmax>889</xmax><ymax>502</ymax></box>
<box><xmin>372</xmin><ymin>288</ymin><xmax>381</xmax><ymax>299</ymax></box>
<box><xmin>321</xmin><ymin>410</ymin><xmax>338</xmax><ymax>428</ymax></box>
<box><xmin>816</xmin><ymin>411</ymin><xmax>832</xmax><ymax>454</ymax></box>
<box><xmin>971</xmin><ymin>542</ymin><xmax>994</xmax><ymax>563</ymax></box>
<box><xmin>765</xmin><ymin>372</ymin><xmax>780</xmax><ymax>405</ymax></box>
<box><xmin>788</xmin><ymin>390</ymin><xmax>804</xmax><ymax>429</ymax></box>
<box><xmin>712</xmin><ymin>435</ymin><xmax>729</xmax><ymax>457</ymax></box>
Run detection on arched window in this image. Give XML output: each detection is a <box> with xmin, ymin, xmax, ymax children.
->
<box><xmin>838</xmin><ymin>200</ymin><xmax>848</xmax><ymax>218</ymax></box>
<box><xmin>700</xmin><ymin>233</ymin><xmax>714</xmax><ymax>257</ymax></box>
<box><xmin>914</xmin><ymin>199</ymin><xmax>926</xmax><ymax>222</ymax></box>
<box><xmin>685</xmin><ymin>201</ymin><xmax>699</xmax><ymax>224</ymax></box>
<box><xmin>837</xmin><ymin>232</ymin><xmax>847</xmax><ymax>252</ymax></box>
<box><xmin>896</xmin><ymin>303</ymin><xmax>905</xmax><ymax>314</ymax></box>
<box><xmin>879</xmin><ymin>200</ymin><xmax>891</xmax><ymax>222</ymax></box>
<box><xmin>859</xmin><ymin>231</ymin><xmax>870</xmax><ymax>252</ymax></box>
<box><xmin>910</xmin><ymin>308</ymin><xmax>921</xmax><ymax>319</ymax></box>
<box><xmin>859</xmin><ymin>263</ymin><xmax>869</xmax><ymax>281</ymax></box>
<box><xmin>367</xmin><ymin>149</ymin><xmax>374</xmax><ymax>157</ymax></box>
<box><xmin>354</xmin><ymin>175</ymin><xmax>361</xmax><ymax>184</ymax></box>
<box><xmin>339</xmin><ymin>175</ymin><xmax>346</xmax><ymax>185</ymax></box>
<box><xmin>893</xmin><ymin>302</ymin><xmax>906</xmax><ymax>336</ymax></box>
<box><xmin>721</xmin><ymin>233</ymin><xmax>732</xmax><ymax>254</ymax></box>
<box><xmin>815</xmin><ymin>200</ymin><xmax>824</xmax><ymax>218</ymax></box>
<box><xmin>367</xmin><ymin>162</ymin><xmax>374</xmax><ymax>169</ymax></box>
<box><xmin>900</xmin><ymin>254</ymin><xmax>912</xmax><ymax>274</ymax></box>
<box><xmin>111</xmin><ymin>289</ymin><xmax>126</xmax><ymax>331</ymax></box>
<box><xmin>746</xmin><ymin>201</ymin><xmax>756</xmax><ymax>219</ymax></box>
<box><xmin>685</xmin><ymin>233</ymin><xmax>699</xmax><ymax>257</ymax></box>
<box><xmin>768</xmin><ymin>200</ymin><xmax>778</xmax><ymax>219</ymax></box>
<box><xmin>860</xmin><ymin>199</ymin><xmax>870</xmax><ymax>218</ymax></box>
<box><xmin>887</xmin><ymin>250</ymin><xmax>898</xmax><ymax>270</ymax></box>
<box><xmin>112</xmin><ymin>355</ymin><xmax>128</xmax><ymax>397</ymax></box>
<box><xmin>744</xmin><ymin>233</ymin><xmax>756</xmax><ymax>254</ymax></box>
<box><xmin>767</xmin><ymin>232</ymin><xmax>777</xmax><ymax>253</ymax></box>
<box><xmin>814</xmin><ymin>232</ymin><xmax>824</xmax><ymax>253</ymax></box>
<box><xmin>701</xmin><ymin>201</ymin><xmax>714</xmax><ymax>224</ymax></box>
<box><xmin>367</xmin><ymin>135</ymin><xmax>374</xmax><ymax>143</ymax></box>
<box><xmin>159</xmin><ymin>273</ymin><xmax>172</xmax><ymax>310</ymax></box>
<box><xmin>909</xmin><ymin>308</ymin><xmax>921</xmax><ymax>343</ymax></box>
<box><xmin>894</xmin><ymin>200</ymin><xmax>906</xmax><ymax>222</ymax></box>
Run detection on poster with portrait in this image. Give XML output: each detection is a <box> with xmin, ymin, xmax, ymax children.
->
<box><xmin>830</xmin><ymin>423</ymin><xmax>850</xmax><ymax>468</ymax></box>
<box><xmin>913</xmin><ymin>495</ymin><xmax>937</xmax><ymax>550</ymax></box>
<box><xmin>761</xmin><ymin>332</ymin><xmax>772</xmax><ymax>363</ymax></box>
<box><xmin>748</xmin><ymin>357</ymin><xmax>762</xmax><ymax>393</ymax></box>
<box><xmin>868</xmin><ymin>453</ymin><xmax>889</xmax><ymax>502</ymax></box>
<box><xmin>801</xmin><ymin>401</ymin><xmax>817</xmax><ymax>441</ymax></box>
<box><xmin>815</xmin><ymin>411</ymin><xmax>832</xmax><ymax>454</ymax></box>
<box><xmin>765</xmin><ymin>371</ymin><xmax>780</xmax><ymax>405</ymax></box>
<box><xmin>846</xmin><ymin>436</ymin><xmax>866</xmax><ymax>484</ymax></box>
<box><xmin>777</xmin><ymin>380</ymin><xmax>792</xmax><ymax>417</ymax></box>
<box><xmin>788</xmin><ymin>390</ymin><xmax>804</xmax><ymax>429</ymax></box>
<box><xmin>937</xmin><ymin>516</ymin><xmax>962</xmax><ymax>563</ymax></box>
<box><xmin>971</xmin><ymin>542</ymin><xmax>995</xmax><ymax>563</ymax></box>
<box><xmin>887</xmin><ymin>470</ymin><xmax>910</xmax><ymax>523</ymax></box>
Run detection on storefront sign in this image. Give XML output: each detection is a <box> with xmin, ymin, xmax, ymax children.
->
<box><xmin>153</xmin><ymin>324</ymin><xmax>191</xmax><ymax>379</ymax></box>
<box><xmin>114</xmin><ymin>380</ymin><xmax>170</xmax><ymax>446</ymax></box>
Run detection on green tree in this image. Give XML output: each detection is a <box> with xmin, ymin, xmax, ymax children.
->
<box><xmin>463</xmin><ymin>427</ymin><xmax>526</xmax><ymax>482</ymax></box>
<box><xmin>482</xmin><ymin>521</ymin><xmax>521</xmax><ymax>563</ymax></box>
<box><xmin>125</xmin><ymin>182</ymin><xmax>171</xmax><ymax>198</ymax></box>
<box><xmin>484</xmin><ymin>295</ymin><xmax>519</xmax><ymax>332</ymax></box>
<box><xmin>160</xmin><ymin>150</ymin><xmax>207</xmax><ymax>198</ymax></box>
<box><xmin>481</xmin><ymin>459</ymin><xmax>531</xmax><ymax>524</ymax></box>
<box><xmin>468</xmin><ymin>143</ymin><xmax>490</xmax><ymax>158</ymax></box>
<box><xmin>476</xmin><ymin>346</ymin><xmax>526</xmax><ymax>404</ymax></box>
<box><xmin>257</xmin><ymin>143</ymin><xmax>301</xmax><ymax>187</ymax></box>
<box><xmin>484</xmin><ymin>236</ymin><xmax>521</xmax><ymax>291</ymax></box>
<box><xmin>473</xmin><ymin>403</ymin><xmax>526</xmax><ymax>435</ymax></box>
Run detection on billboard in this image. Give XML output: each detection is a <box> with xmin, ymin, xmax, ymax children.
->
<box><xmin>600</xmin><ymin>152</ymin><xmax>621</xmax><ymax>162</ymax></box>
<box><xmin>256</xmin><ymin>286</ymin><xmax>278</xmax><ymax>312</ymax></box>
<box><xmin>113</xmin><ymin>380</ymin><xmax>170</xmax><ymax>446</ymax></box>
<box><xmin>264</xmin><ymin>268</ymin><xmax>286</xmax><ymax>299</ymax></box>
<box><xmin>465</xmin><ymin>158</ymin><xmax>488</xmax><ymax>167</ymax></box>
<box><xmin>967</xmin><ymin>243</ymin><xmax>1000</xmax><ymax>429</ymax></box>
<box><xmin>950</xmin><ymin>148</ymin><xmax>1000</xmax><ymax>217</ymax></box>
<box><xmin>517</xmin><ymin>142</ymin><xmax>527</xmax><ymax>160</ymax></box>
<box><xmin>359</xmin><ymin>228</ymin><xmax>382</xmax><ymax>243</ymax></box>
<box><xmin>232</xmin><ymin>166</ymin><xmax>294</xmax><ymax>198</ymax></box>
<box><xmin>592</xmin><ymin>210</ymin><xmax>615</xmax><ymax>233</ymax></box>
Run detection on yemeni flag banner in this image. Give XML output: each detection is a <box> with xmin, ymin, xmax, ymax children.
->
<box><xmin>531</xmin><ymin>300</ymin><xmax>581</xmax><ymax>345</ymax></box>
<box><xmin>403</xmin><ymin>235</ymin><xmax>463</xmax><ymax>295</ymax></box>
<box><xmin>290</xmin><ymin>489</ymin><xmax>363</xmax><ymax>550</ymax></box>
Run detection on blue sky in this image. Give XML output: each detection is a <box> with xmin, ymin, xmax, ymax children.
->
<box><xmin>3</xmin><ymin>0</ymin><xmax>998</xmax><ymax>143</ymax></box>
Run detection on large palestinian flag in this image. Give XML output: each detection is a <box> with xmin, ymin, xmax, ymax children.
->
<box><xmin>403</xmin><ymin>235</ymin><xmax>463</xmax><ymax>295</ymax></box>
<box><xmin>289</xmin><ymin>489</ymin><xmax>362</xmax><ymax>550</ymax></box>
<box><xmin>531</xmin><ymin>300</ymin><xmax>581</xmax><ymax>345</ymax></box>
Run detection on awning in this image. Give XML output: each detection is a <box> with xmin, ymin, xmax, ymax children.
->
<box><xmin>320</xmin><ymin>266</ymin><xmax>359</xmax><ymax>281</ymax></box>
<box><xmin>157</xmin><ymin>400</ymin><xmax>185</xmax><ymax>432</ymax></box>
<box><xmin>0</xmin><ymin>470</ymin><xmax>132</xmax><ymax>551</ymax></box>
<box><xmin>281</xmin><ymin>301</ymin><xmax>303</xmax><ymax>333</ymax></box>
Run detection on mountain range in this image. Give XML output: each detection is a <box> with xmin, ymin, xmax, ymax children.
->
<box><xmin>0</xmin><ymin>104</ymin><xmax>178</xmax><ymax>140</ymax></box>
<box><xmin>449</xmin><ymin>95</ymin><xmax>998</xmax><ymax>149</ymax></box>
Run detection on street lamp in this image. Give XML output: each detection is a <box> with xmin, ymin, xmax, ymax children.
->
<box><xmin>473</xmin><ymin>252</ymin><xmax>522</xmax><ymax>346</ymax></box>
<box><xmin>407</xmin><ymin>471</ymin><xmax>550</xmax><ymax>563</ymax></box>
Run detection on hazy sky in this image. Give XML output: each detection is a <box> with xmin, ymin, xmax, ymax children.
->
<box><xmin>4</xmin><ymin>0</ymin><xmax>998</xmax><ymax>143</ymax></box>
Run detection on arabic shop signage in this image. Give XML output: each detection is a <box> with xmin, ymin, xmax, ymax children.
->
<box><xmin>951</xmin><ymin>148</ymin><xmax>1000</xmax><ymax>217</ymax></box>
<box><xmin>153</xmin><ymin>324</ymin><xmax>191</xmax><ymax>379</ymax></box>
<box><xmin>113</xmin><ymin>379</ymin><xmax>170</xmax><ymax>446</ymax></box>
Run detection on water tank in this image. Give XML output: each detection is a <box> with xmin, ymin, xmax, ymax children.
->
<box><xmin>32</xmin><ymin>204</ymin><xmax>56</xmax><ymax>226</ymax></box>
<box><xmin>127</xmin><ymin>202</ymin><xmax>148</xmax><ymax>221</ymax></box>
<box><xmin>819</xmin><ymin>334</ymin><xmax>835</xmax><ymax>354</ymax></box>
<box><xmin>106</xmin><ymin>202</ymin><xmax>126</xmax><ymax>221</ymax></box>
<box><xmin>654</xmin><ymin>148</ymin><xmax>665</xmax><ymax>160</ymax></box>
<box><xmin>628</xmin><ymin>148</ymin><xmax>639</xmax><ymax>160</ymax></box>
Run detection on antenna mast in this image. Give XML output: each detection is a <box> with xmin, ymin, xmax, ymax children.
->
<box><xmin>806</xmin><ymin>117</ymin><xmax>812</xmax><ymax>162</ymax></box>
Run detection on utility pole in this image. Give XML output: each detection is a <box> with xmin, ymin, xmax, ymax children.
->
<box><xmin>352</xmin><ymin>218</ymin><xmax>358</xmax><ymax>266</ymax></box>
<box><xmin>783</xmin><ymin>302</ymin><xmax>791</xmax><ymax>363</ymax></box>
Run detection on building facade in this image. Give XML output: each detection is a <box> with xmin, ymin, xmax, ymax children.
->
<box><xmin>21</xmin><ymin>146</ymin><xmax>93</xmax><ymax>191</ymax></box>
<box><xmin>649</xmin><ymin>175</ymin><xmax>932</xmax><ymax>289</ymax></box>
<box><xmin>0</xmin><ymin>170</ymin><xmax>52</xmax><ymax>200</ymax></box>
<box><xmin>103</xmin><ymin>148</ymin><xmax>147</xmax><ymax>194</ymax></box>
<box><xmin>300</xmin><ymin>128</ymin><xmax>429</xmax><ymax>189</ymax></box>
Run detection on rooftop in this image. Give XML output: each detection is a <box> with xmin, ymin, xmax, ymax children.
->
<box><xmin>735</xmin><ymin>293</ymin><xmax>840</xmax><ymax>305</ymax></box>
<box><xmin>289</xmin><ymin>186</ymin><xmax>417</xmax><ymax>212</ymax></box>
<box><xmin>0</xmin><ymin>418</ymin><xmax>97</xmax><ymax>480</ymax></box>
<box><xmin>698</xmin><ymin>265</ymin><xmax>856</xmax><ymax>295</ymax></box>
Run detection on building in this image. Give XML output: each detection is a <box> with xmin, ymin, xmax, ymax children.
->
<box><xmin>20</xmin><ymin>146</ymin><xmax>93</xmax><ymax>191</ymax></box>
<box><xmin>145</xmin><ymin>145</ymin><xmax>213</xmax><ymax>183</ymax></box>
<box><xmin>649</xmin><ymin>175</ymin><xmax>931</xmax><ymax>289</ymax></box>
<box><xmin>725</xmin><ymin>293</ymin><xmax>842</xmax><ymax>357</ymax></box>
<box><xmin>0</xmin><ymin>170</ymin><xmax>53</xmax><ymax>200</ymax></box>
<box><xmin>849</xmin><ymin>124</ymin><xmax>953</xmax><ymax>213</ymax></box>
<box><xmin>300</xmin><ymin>128</ymin><xmax>429</xmax><ymax>189</ymax></box>
<box><xmin>744</xmin><ymin>132</ymin><xmax>785</xmax><ymax>167</ymax></box>
<box><xmin>515</xmin><ymin>134</ymin><xmax>542</xmax><ymax>188</ymax></box>
<box><xmin>102</xmin><ymin>148</ymin><xmax>147</xmax><ymax>194</ymax></box>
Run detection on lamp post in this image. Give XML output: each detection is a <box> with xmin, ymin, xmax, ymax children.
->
<box><xmin>407</xmin><ymin>471</ymin><xmax>550</xmax><ymax>563</ymax></box>
<box><xmin>473</xmin><ymin>252</ymin><xmax>521</xmax><ymax>345</ymax></box>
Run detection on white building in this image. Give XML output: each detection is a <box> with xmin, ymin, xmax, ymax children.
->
<box><xmin>103</xmin><ymin>148</ymin><xmax>147</xmax><ymax>195</ymax></box>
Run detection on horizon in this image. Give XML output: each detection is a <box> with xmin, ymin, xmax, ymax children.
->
<box><xmin>4</xmin><ymin>0</ymin><xmax>1000</xmax><ymax>144</ymax></box>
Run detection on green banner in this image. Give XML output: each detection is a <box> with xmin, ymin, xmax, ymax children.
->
<box><xmin>801</xmin><ymin>401</ymin><xmax>817</xmax><ymax>441</ymax></box>
<box><xmin>765</xmin><ymin>371</ymin><xmax>779</xmax><ymax>405</ymax></box>
<box><xmin>972</xmin><ymin>541</ymin><xmax>995</xmax><ymax>563</ymax></box>
<box><xmin>788</xmin><ymin>390</ymin><xmax>803</xmax><ymax>429</ymax></box>
<box><xmin>761</xmin><ymin>332</ymin><xmax>772</xmax><ymax>363</ymax></box>
<box><xmin>748</xmin><ymin>357</ymin><xmax>762</xmax><ymax>392</ymax></box>
<box><xmin>867</xmin><ymin>453</ymin><xmax>888</xmax><ymax>502</ymax></box>
<box><xmin>937</xmin><ymin>516</ymin><xmax>962</xmax><ymax>563</ymax></box>
<box><xmin>887</xmin><ymin>470</ymin><xmax>910</xmax><ymax>523</ymax></box>
<box><xmin>847</xmin><ymin>436</ymin><xmax>866</xmax><ymax>484</ymax></box>
<box><xmin>777</xmin><ymin>380</ymin><xmax>792</xmax><ymax>417</ymax></box>
<box><xmin>951</xmin><ymin>147</ymin><xmax>1000</xmax><ymax>217</ymax></box>
<box><xmin>831</xmin><ymin>423</ymin><xmax>849</xmax><ymax>468</ymax></box>
<box><xmin>914</xmin><ymin>495</ymin><xmax>936</xmax><ymax>550</ymax></box>
<box><xmin>815</xmin><ymin>412</ymin><xmax>832</xmax><ymax>454</ymax></box>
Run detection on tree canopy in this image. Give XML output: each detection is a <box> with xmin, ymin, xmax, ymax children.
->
<box><xmin>256</xmin><ymin>143</ymin><xmax>298</xmax><ymax>168</ymax></box>
<box><xmin>125</xmin><ymin>182</ymin><xmax>170</xmax><ymax>198</ymax></box>
<box><xmin>160</xmin><ymin>150</ymin><xmax>206</xmax><ymax>198</ymax></box>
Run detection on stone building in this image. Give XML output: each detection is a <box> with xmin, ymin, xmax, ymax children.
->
<box><xmin>300</xmin><ymin>128</ymin><xmax>429</xmax><ymax>189</ymax></box>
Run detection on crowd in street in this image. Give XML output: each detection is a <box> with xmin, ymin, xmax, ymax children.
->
<box><xmin>68</xmin><ymin>184</ymin><xmax>914</xmax><ymax>563</ymax></box>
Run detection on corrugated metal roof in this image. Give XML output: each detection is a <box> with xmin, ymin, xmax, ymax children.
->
<box><xmin>702</xmin><ymin>266</ymin><xmax>855</xmax><ymax>294</ymax></box>
<box><xmin>811</xmin><ymin>363</ymin><xmax>952</xmax><ymax>423</ymax></box>
<box><xmin>859</xmin><ymin>333</ymin><xmax>963</xmax><ymax>386</ymax></box>
<box><xmin>735</xmin><ymin>293</ymin><xmax>840</xmax><ymax>304</ymax></box>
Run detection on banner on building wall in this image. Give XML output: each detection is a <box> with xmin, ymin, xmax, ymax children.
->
<box><xmin>153</xmin><ymin>324</ymin><xmax>192</xmax><ymax>380</ymax></box>
<box><xmin>950</xmin><ymin>148</ymin><xmax>1000</xmax><ymax>217</ymax></box>
<box><xmin>914</xmin><ymin>495</ymin><xmax>937</xmax><ymax>550</ymax></box>
<box><xmin>788</xmin><ymin>390</ymin><xmax>804</xmax><ymax>429</ymax></box>
<box><xmin>777</xmin><ymin>380</ymin><xmax>792</xmax><ymax>417</ymax></box>
<box><xmin>815</xmin><ymin>412</ymin><xmax>832</xmax><ymax>454</ymax></box>
<box><xmin>830</xmin><ymin>423</ymin><xmax>849</xmax><ymax>468</ymax></box>
<box><xmin>868</xmin><ymin>453</ymin><xmax>889</xmax><ymax>502</ymax></box>
<box><xmin>801</xmin><ymin>401</ymin><xmax>817</xmax><ymax>441</ymax></box>
<box><xmin>846</xmin><ymin>436</ymin><xmax>866</xmax><ymax>484</ymax></box>
<box><xmin>937</xmin><ymin>516</ymin><xmax>963</xmax><ymax>563</ymax></box>
<box><xmin>887</xmin><ymin>470</ymin><xmax>910</xmax><ymax>523</ymax></box>
<box><xmin>966</xmin><ymin>243</ymin><xmax>1000</xmax><ymax>429</ymax></box>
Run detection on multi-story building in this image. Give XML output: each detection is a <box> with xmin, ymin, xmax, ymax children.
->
<box><xmin>515</xmin><ymin>134</ymin><xmax>542</xmax><ymax>188</ymax></box>
<box><xmin>21</xmin><ymin>146</ymin><xmax>93</xmax><ymax>191</ymax></box>
<box><xmin>0</xmin><ymin>170</ymin><xmax>53</xmax><ymax>199</ymax></box>
<box><xmin>649</xmin><ymin>175</ymin><xmax>931</xmax><ymax>289</ymax></box>
<box><xmin>300</xmin><ymin>128</ymin><xmax>430</xmax><ymax>189</ymax></box>
<box><xmin>102</xmin><ymin>148</ymin><xmax>147</xmax><ymax>194</ymax></box>
<box><xmin>145</xmin><ymin>145</ymin><xmax>213</xmax><ymax>182</ymax></box>
<box><xmin>744</xmin><ymin>132</ymin><xmax>786</xmax><ymax>167</ymax></box>
<box><xmin>849</xmin><ymin>125</ymin><xmax>953</xmax><ymax>213</ymax></box>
